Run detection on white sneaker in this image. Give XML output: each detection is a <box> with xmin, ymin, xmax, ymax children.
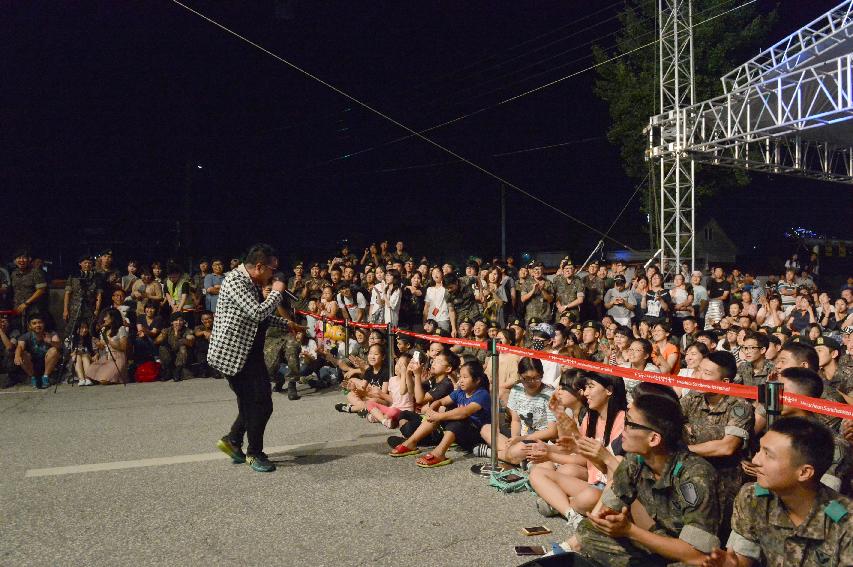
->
<box><xmin>81</xmin><ymin>379</ymin><xmax>93</xmax><ymax>386</ymax></box>
<box><xmin>565</xmin><ymin>509</ymin><xmax>584</xmax><ymax>535</ymax></box>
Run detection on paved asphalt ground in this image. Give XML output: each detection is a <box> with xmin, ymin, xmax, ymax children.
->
<box><xmin>0</xmin><ymin>378</ymin><xmax>571</xmax><ymax>566</ymax></box>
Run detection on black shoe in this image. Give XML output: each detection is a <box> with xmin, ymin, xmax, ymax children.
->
<box><xmin>386</xmin><ymin>435</ymin><xmax>406</xmax><ymax>449</ymax></box>
<box><xmin>173</xmin><ymin>369</ymin><xmax>183</xmax><ymax>382</ymax></box>
<box><xmin>287</xmin><ymin>381</ymin><xmax>301</xmax><ymax>401</ymax></box>
<box><xmin>273</xmin><ymin>383</ymin><xmax>285</xmax><ymax>393</ymax></box>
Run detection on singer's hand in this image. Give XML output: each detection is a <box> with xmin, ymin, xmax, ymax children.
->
<box><xmin>271</xmin><ymin>280</ymin><xmax>285</xmax><ymax>293</ymax></box>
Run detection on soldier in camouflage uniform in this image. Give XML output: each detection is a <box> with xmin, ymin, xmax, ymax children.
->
<box><xmin>718</xmin><ymin>417</ymin><xmax>853</xmax><ymax>567</ymax></box>
<box><xmin>759</xmin><ymin>368</ymin><xmax>853</xmax><ymax>494</ymax></box>
<box><xmin>834</xmin><ymin>326</ymin><xmax>853</xmax><ymax>400</ymax></box>
<box><xmin>574</xmin><ymin>392</ymin><xmax>721</xmax><ymax>567</ymax></box>
<box><xmin>735</xmin><ymin>331</ymin><xmax>775</xmax><ymax>387</ymax></box>
<box><xmin>63</xmin><ymin>255</ymin><xmax>102</xmax><ymax>334</ymax></box>
<box><xmin>553</xmin><ymin>258</ymin><xmax>585</xmax><ymax>321</ymax></box>
<box><xmin>286</xmin><ymin>262</ymin><xmax>309</xmax><ymax>314</ymax></box>
<box><xmin>580</xmin><ymin>320</ymin><xmax>606</xmax><ymax>362</ymax></box>
<box><xmin>776</xmin><ymin>342</ymin><xmax>843</xmax><ymax>433</ymax></box>
<box><xmin>582</xmin><ymin>260</ymin><xmax>606</xmax><ymax>320</ymax></box>
<box><xmin>305</xmin><ymin>263</ymin><xmax>329</xmax><ymax>303</ymax></box>
<box><xmin>681</xmin><ymin>351</ymin><xmax>753</xmax><ymax>535</ymax></box>
<box><xmin>815</xmin><ymin>336</ymin><xmax>853</xmax><ymax>399</ymax></box>
<box><xmin>519</xmin><ymin>261</ymin><xmax>553</xmax><ymax>324</ymax></box>
<box><xmin>446</xmin><ymin>274</ymin><xmax>480</xmax><ymax>323</ymax></box>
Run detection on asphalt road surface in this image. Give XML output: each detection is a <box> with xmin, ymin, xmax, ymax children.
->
<box><xmin>0</xmin><ymin>378</ymin><xmax>571</xmax><ymax>566</ymax></box>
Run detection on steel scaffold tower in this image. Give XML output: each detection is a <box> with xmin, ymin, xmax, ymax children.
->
<box><xmin>649</xmin><ymin>1</ymin><xmax>853</xmax><ymax>271</ymax></box>
<box><xmin>654</xmin><ymin>0</ymin><xmax>696</xmax><ymax>275</ymax></box>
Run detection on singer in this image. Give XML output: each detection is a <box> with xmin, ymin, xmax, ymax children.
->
<box><xmin>209</xmin><ymin>243</ymin><xmax>291</xmax><ymax>473</ymax></box>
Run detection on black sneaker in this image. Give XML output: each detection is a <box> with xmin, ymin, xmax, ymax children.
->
<box><xmin>247</xmin><ymin>452</ymin><xmax>276</xmax><ymax>472</ymax></box>
<box><xmin>216</xmin><ymin>436</ymin><xmax>247</xmax><ymax>464</ymax></box>
<box><xmin>386</xmin><ymin>435</ymin><xmax>406</xmax><ymax>449</ymax></box>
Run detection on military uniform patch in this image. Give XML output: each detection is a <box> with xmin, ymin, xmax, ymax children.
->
<box><xmin>733</xmin><ymin>405</ymin><xmax>746</xmax><ymax>418</ymax></box>
<box><xmin>680</xmin><ymin>482</ymin><xmax>699</xmax><ymax>506</ymax></box>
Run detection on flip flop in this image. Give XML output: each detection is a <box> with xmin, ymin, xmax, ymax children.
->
<box><xmin>389</xmin><ymin>444</ymin><xmax>420</xmax><ymax>457</ymax></box>
<box><xmin>416</xmin><ymin>453</ymin><xmax>452</xmax><ymax>468</ymax></box>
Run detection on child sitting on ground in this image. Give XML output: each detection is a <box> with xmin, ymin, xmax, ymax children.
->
<box><xmin>478</xmin><ymin>357</ymin><xmax>557</xmax><ymax>465</ymax></box>
<box><xmin>365</xmin><ymin>352</ymin><xmax>414</xmax><ymax>428</ymax></box>
<box><xmin>389</xmin><ymin>350</ymin><xmax>460</xmax><ymax>447</ymax></box>
<box><xmin>335</xmin><ymin>343</ymin><xmax>389</xmax><ymax>414</ymax></box>
<box><xmin>388</xmin><ymin>359</ymin><xmax>491</xmax><ymax>468</ymax></box>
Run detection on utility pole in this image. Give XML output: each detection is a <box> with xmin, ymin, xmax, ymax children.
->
<box><xmin>500</xmin><ymin>184</ymin><xmax>507</xmax><ymax>259</ymax></box>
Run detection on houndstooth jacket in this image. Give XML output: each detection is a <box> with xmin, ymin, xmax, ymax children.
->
<box><xmin>208</xmin><ymin>265</ymin><xmax>288</xmax><ymax>376</ymax></box>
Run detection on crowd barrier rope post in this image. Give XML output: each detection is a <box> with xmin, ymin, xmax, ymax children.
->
<box><xmin>343</xmin><ymin>320</ymin><xmax>350</xmax><ymax>358</ymax></box>
<box><xmin>386</xmin><ymin>322</ymin><xmax>395</xmax><ymax>379</ymax></box>
<box><xmin>762</xmin><ymin>381</ymin><xmax>785</xmax><ymax>428</ymax></box>
<box><xmin>489</xmin><ymin>337</ymin><xmax>499</xmax><ymax>474</ymax></box>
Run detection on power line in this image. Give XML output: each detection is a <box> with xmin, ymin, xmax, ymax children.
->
<box><xmin>170</xmin><ymin>0</ymin><xmax>642</xmax><ymax>252</ymax></box>
<box><xmin>324</xmin><ymin>136</ymin><xmax>608</xmax><ymax>177</ymax></box>
<box><xmin>307</xmin><ymin>0</ymin><xmax>756</xmax><ymax>169</ymax></box>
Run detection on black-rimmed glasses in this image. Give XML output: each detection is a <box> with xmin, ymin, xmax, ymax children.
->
<box><xmin>624</xmin><ymin>419</ymin><xmax>661</xmax><ymax>435</ymax></box>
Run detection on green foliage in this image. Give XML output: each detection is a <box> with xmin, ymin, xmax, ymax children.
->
<box><xmin>593</xmin><ymin>0</ymin><xmax>776</xmax><ymax>189</ymax></box>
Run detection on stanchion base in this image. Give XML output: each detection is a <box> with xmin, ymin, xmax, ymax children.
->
<box><xmin>470</xmin><ymin>463</ymin><xmax>500</xmax><ymax>477</ymax></box>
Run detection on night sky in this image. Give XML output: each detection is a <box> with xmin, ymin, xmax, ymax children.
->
<box><xmin>3</xmin><ymin>0</ymin><xmax>851</xmax><ymax>270</ymax></box>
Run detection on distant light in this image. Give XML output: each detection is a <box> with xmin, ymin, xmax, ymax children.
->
<box><xmin>196</xmin><ymin>164</ymin><xmax>203</xmax><ymax>169</ymax></box>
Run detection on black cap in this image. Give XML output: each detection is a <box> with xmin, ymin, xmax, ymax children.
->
<box><xmin>815</xmin><ymin>336</ymin><xmax>841</xmax><ymax>350</ymax></box>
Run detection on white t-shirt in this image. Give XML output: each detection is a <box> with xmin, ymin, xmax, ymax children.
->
<box><xmin>541</xmin><ymin>353</ymin><xmax>562</xmax><ymax>389</ymax></box>
<box><xmin>337</xmin><ymin>292</ymin><xmax>367</xmax><ymax>320</ymax></box>
<box><xmin>424</xmin><ymin>285</ymin><xmax>450</xmax><ymax>322</ymax></box>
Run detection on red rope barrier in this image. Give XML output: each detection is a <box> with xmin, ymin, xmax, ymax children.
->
<box><xmin>293</xmin><ymin>309</ymin><xmax>852</xmax><ymax>420</ymax></box>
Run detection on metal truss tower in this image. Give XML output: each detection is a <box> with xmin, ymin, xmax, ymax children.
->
<box><xmin>649</xmin><ymin>1</ymin><xmax>853</xmax><ymax>271</ymax></box>
<box><xmin>655</xmin><ymin>0</ymin><xmax>696</xmax><ymax>275</ymax></box>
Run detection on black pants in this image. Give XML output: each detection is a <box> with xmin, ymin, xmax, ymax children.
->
<box><xmin>399</xmin><ymin>411</ymin><xmax>443</xmax><ymax>446</ymax></box>
<box><xmin>227</xmin><ymin>347</ymin><xmax>273</xmax><ymax>457</ymax></box>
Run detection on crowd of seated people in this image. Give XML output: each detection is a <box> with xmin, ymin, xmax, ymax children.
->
<box><xmin>2</xmin><ymin>240</ymin><xmax>853</xmax><ymax>564</ymax></box>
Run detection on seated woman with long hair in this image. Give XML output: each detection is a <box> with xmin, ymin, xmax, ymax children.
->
<box><xmin>527</xmin><ymin>372</ymin><xmax>627</xmax><ymax>528</ymax></box>
<box><xmin>85</xmin><ymin>308</ymin><xmax>129</xmax><ymax>385</ymax></box>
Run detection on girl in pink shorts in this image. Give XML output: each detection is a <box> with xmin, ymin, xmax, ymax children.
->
<box><xmin>366</xmin><ymin>353</ymin><xmax>415</xmax><ymax>428</ymax></box>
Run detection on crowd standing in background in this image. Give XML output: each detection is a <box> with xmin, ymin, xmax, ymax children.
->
<box><xmin>2</xmin><ymin>240</ymin><xmax>853</xmax><ymax>564</ymax></box>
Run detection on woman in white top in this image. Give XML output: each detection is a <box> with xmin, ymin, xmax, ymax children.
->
<box><xmin>670</xmin><ymin>273</ymin><xmax>694</xmax><ymax>322</ymax></box>
<box><xmin>676</xmin><ymin>341</ymin><xmax>709</xmax><ymax>396</ymax></box>
<box><xmin>757</xmin><ymin>293</ymin><xmax>785</xmax><ymax>328</ymax></box>
<box><xmin>423</xmin><ymin>267</ymin><xmax>452</xmax><ymax>333</ymax></box>
<box><xmin>376</xmin><ymin>269</ymin><xmax>402</xmax><ymax>327</ymax></box>
<box><xmin>619</xmin><ymin>338</ymin><xmax>660</xmax><ymax>403</ymax></box>
<box><xmin>368</xmin><ymin>266</ymin><xmax>386</xmax><ymax>323</ymax></box>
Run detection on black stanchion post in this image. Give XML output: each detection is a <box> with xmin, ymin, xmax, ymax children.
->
<box><xmin>762</xmin><ymin>381</ymin><xmax>784</xmax><ymax>427</ymax></box>
<box><xmin>489</xmin><ymin>338</ymin><xmax>499</xmax><ymax>473</ymax></box>
<box><xmin>344</xmin><ymin>320</ymin><xmax>350</xmax><ymax>358</ymax></box>
<box><xmin>386</xmin><ymin>322</ymin><xmax>395</xmax><ymax>378</ymax></box>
